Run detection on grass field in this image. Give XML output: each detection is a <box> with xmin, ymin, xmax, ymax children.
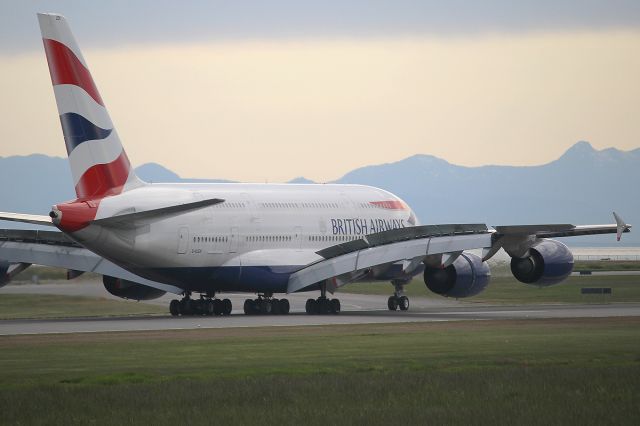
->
<box><xmin>0</xmin><ymin>318</ymin><xmax>638</xmax><ymax>425</ymax></box>
<box><xmin>0</xmin><ymin>294</ymin><xmax>166</xmax><ymax>319</ymax></box>
<box><xmin>343</xmin><ymin>274</ymin><xmax>640</xmax><ymax>304</ymax></box>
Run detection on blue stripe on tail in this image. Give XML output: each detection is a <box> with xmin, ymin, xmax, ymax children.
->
<box><xmin>59</xmin><ymin>112</ymin><xmax>112</xmax><ymax>154</ymax></box>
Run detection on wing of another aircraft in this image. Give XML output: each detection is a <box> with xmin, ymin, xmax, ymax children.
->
<box><xmin>0</xmin><ymin>228</ymin><xmax>182</xmax><ymax>294</ymax></box>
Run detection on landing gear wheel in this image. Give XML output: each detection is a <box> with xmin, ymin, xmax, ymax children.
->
<box><xmin>243</xmin><ymin>299</ymin><xmax>254</xmax><ymax>315</ymax></box>
<box><xmin>222</xmin><ymin>299</ymin><xmax>232</xmax><ymax>316</ymax></box>
<box><xmin>279</xmin><ymin>299</ymin><xmax>290</xmax><ymax>315</ymax></box>
<box><xmin>169</xmin><ymin>299</ymin><xmax>180</xmax><ymax>316</ymax></box>
<box><xmin>271</xmin><ymin>298</ymin><xmax>280</xmax><ymax>315</ymax></box>
<box><xmin>180</xmin><ymin>299</ymin><xmax>194</xmax><ymax>316</ymax></box>
<box><xmin>305</xmin><ymin>298</ymin><xmax>317</xmax><ymax>314</ymax></box>
<box><xmin>330</xmin><ymin>298</ymin><xmax>341</xmax><ymax>314</ymax></box>
<box><xmin>399</xmin><ymin>296</ymin><xmax>409</xmax><ymax>311</ymax></box>
<box><xmin>213</xmin><ymin>299</ymin><xmax>223</xmax><ymax>315</ymax></box>
<box><xmin>259</xmin><ymin>299</ymin><xmax>272</xmax><ymax>315</ymax></box>
<box><xmin>387</xmin><ymin>296</ymin><xmax>398</xmax><ymax>311</ymax></box>
<box><xmin>205</xmin><ymin>300</ymin><xmax>215</xmax><ymax>316</ymax></box>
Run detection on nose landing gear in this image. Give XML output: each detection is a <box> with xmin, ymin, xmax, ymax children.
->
<box><xmin>388</xmin><ymin>280</ymin><xmax>410</xmax><ymax>311</ymax></box>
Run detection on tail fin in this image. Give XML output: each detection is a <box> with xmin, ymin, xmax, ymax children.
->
<box><xmin>37</xmin><ymin>13</ymin><xmax>143</xmax><ymax>199</ymax></box>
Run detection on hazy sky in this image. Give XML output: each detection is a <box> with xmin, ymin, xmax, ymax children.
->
<box><xmin>1</xmin><ymin>1</ymin><xmax>639</xmax><ymax>182</ymax></box>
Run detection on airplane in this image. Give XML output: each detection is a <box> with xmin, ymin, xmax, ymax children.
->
<box><xmin>0</xmin><ymin>13</ymin><xmax>632</xmax><ymax>317</ymax></box>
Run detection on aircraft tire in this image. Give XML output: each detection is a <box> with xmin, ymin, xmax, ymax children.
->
<box><xmin>243</xmin><ymin>299</ymin><xmax>253</xmax><ymax>315</ymax></box>
<box><xmin>213</xmin><ymin>299</ymin><xmax>223</xmax><ymax>315</ymax></box>
<box><xmin>222</xmin><ymin>299</ymin><xmax>232</xmax><ymax>316</ymax></box>
<box><xmin>387</xmin><ymin>296</ymin><xmax>398</xmax><ymax>311</ymax></box>
<box><xmin>399</xmin><ymin>296</ymin><xmax>409</xmax><ymax>311</ymax></box>
<box><xmin>260</xmin><ymin>299</ymin><xmax>272</xmax><ymax>315</ymax></box>
<box><xmin>181</xmin><ymin>299</ymin><xmax>194</xmax><ymax>316</ymax></box>
<box><xmin>169</xmin><ymin>299</ymin><xmax>180</xmax><ymax>316</ymax></box>
<box><xmin>305</xmin><ymin>298</ymin><xmax>316</xmax><ymax>314</ymax></box>
<box><xmin>330</xmin><ymin>298</ymin><xmax>340</xmax><ymax>314</ymax></box>
<box><xmin>271</xmin><ymin>298</ymin><xmax>280</xmax><ymax>315</ymax></box>
<box><xmin>205</xmin><ymin>300</ymin><xmax>215</xmax><ymax>316</ymax></box>
<box><xmin>318</xmin><ymin>298</ymin><xmax>330</xmax><ymax>314</ymax></box>
<box><xmin>279</xmin><ymin>298</ymin><xmax>290</xmax><ymax>315</ymax></box>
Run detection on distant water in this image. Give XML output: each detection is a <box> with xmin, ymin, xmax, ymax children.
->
<box><xmin>570</xmin><ymin>247</ymin><xmax>640</xmax><ymax>261</ymax></box>
<box><xmin>481</xmin><ymin>247</ymin><xmax>640</xmax><ymax>263</ymax></box>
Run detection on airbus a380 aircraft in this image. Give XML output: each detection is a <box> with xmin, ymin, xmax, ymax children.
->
<box><xmin>0</xmin><ymin>14</ymin><xmax>632</xmax><ymax>316</ymax></box>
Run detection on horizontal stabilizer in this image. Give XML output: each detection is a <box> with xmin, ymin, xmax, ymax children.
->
<box><xmin>0</xmin><ymin>212</ymin><xmax>54</xmax><ymax>227</ymax></box>
<box><xmin>90</xmin><ymin>198</ymin><xmax>225</xmax><ymax>228</ymax></box>
<box><xmin>0</xmin><ymin>228</ymin><xmax>182</xmax><ymax>294</ymax></box>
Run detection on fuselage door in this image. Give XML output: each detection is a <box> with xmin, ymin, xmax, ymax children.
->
<box><xmin>229</xmin><ymin>226</ymin><xmax>239</xmax><ymax>253</ymax></box>
<box><xmin>294</xmin><ymin>226</ymin><xmax>303</xmax><ymax>250</ymax></box>
<box><xmin>177</xmin><ymin>226</ymin><xmax>189</xmax><ymax>254</ymax></box>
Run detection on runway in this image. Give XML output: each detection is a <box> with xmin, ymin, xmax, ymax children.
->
<box><xmin>2</xmin><ymin>303</ymin><xmax>640</xmax><ymax>336</ymax></box>
<box><xmin>2</xmin><ymin>282</ymin><xmax>639</xmax><ymax>335</ymax></box>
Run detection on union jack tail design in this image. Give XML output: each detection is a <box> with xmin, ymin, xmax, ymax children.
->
<box><xmin>38</xmin><ymin>13</ymin><xmax>143</xmax><ymax>200</ymax></box>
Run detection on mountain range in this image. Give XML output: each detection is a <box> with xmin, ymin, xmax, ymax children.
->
<box><xmin>1</xmin><ymin>141</ymin><xmax>638</xmax><ymax>245</ymax></box>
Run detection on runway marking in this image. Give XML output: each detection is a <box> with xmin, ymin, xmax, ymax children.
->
<box><xmin>435</xmin><ymin>310</ymin><xmax>544</xmax><ymax>315</ymax></box>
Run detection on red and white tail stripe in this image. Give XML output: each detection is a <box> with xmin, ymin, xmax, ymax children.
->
<box><xmin>38</xmin><ymin>13</ymin><xmax>142</xmax><ymax>200</ymax></box>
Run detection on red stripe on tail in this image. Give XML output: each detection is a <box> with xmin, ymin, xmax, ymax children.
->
<box><xmin>75</xmin><ymin>151</ymin><xmax>131</xmax><ymax>199</ymax></box>
<box><xmin>42</xmin><ymin>38</ymin><xmax>104</xmax><ymax>106</ymax></box>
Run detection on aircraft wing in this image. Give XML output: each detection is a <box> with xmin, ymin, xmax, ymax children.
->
<box><xmin>0</xmin><ymin>228</ymin><xmax>183</xmax><ymax>294</ymax></box>
<box><xmin>287</xmin><ymin>224</ymin><xmax>492</xmax><ymax>293</ymax></box>
<box><xmin>287</xmin><ymin>214</ymin><xmax>631</xmax><ymax>294</ymax></box>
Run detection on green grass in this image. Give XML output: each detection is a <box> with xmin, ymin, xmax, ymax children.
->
<box><xmin>0</xmin><ymin>318</ymin><xmax>638</xmax><ymax>425</ymax></box>
<box><xmin>0</xmin><ymin>294</ymin><xmax>166</xmax><ymax>319</ymax></box>
<box><xmin>342</xmin><ymin>275</ymin><xmax>640</xmax><ymax>304</ymax></box>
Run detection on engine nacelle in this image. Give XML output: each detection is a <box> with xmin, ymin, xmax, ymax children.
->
<box><xmin>510</xmin><ymin>239</ymin><xmax>573</xmax><ymax>286</ymax></box>
<box><xmin>423</xmin><ymin>253</ymin><xmax>491</xmax><ymax>298</ymax></box>
<box><xmin>103</xmin><ymin>275</ymin><xmax>166</xmax><ymax>301</ymax></box>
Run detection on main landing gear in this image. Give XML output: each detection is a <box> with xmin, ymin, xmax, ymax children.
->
<box><xmin>243</xmin><ymin>294</ymin><xmax>290</xmax><ymax>315</ymax></box>
<box><xmin>169</xmin><ymin>293</ymin><xmax>232</xmax><ymax>317</ymax></box>
<box><xmin>388</xmin><ymin>280</ymin><xmax>410</xmax><ymax>311</ymax></box>
<box><xmin>305</xmin><ymin>283</ymin><xmax>341</xmax><ymax>315</ymax></box>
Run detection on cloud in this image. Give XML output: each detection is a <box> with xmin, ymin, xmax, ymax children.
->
<box><xmin>2</xmin><ymin>0</ymin><xmax>640</xmax><ymax>54</ymax></box>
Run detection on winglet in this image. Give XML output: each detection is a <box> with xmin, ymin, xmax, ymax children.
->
<box><xmin>613</xmin><ymin>212</ymin><xmax>630</xmax><ymax>241</ymax></box>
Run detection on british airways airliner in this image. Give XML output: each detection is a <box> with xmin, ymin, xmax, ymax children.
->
<box><xmin>0</xmin><ymin>14</ymin><xmax>631</xmax><ymax>317</ymax></box>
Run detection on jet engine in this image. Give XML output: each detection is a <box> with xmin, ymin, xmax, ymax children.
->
<box><xmin>423</xmin><ymin>253</ymin><xmax>491</xmax><ymax>298</ymax></box>
<box><xmin>510</xmin><ymin>239</ymin><xmax>573</xmax><ymax>286</ymax></box>
<box><xmin>103</xmin><ymin>275</ymin><xmax>166</xmax><ymax>301</ymax></box>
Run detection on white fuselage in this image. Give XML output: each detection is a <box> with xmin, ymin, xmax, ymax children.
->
<box><xmin>70</xmin><ymin>183</ymin><xmax>420</xmax><ymax>293</ymax></box>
